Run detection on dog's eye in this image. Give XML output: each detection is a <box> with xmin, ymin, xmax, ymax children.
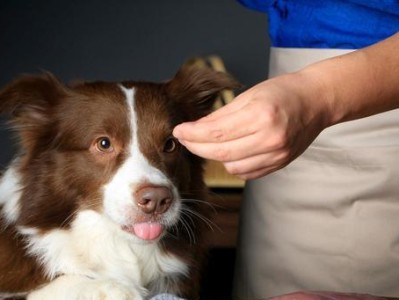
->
<box><xmin>163</xmin><ymin>137</ymin><xmax>178</xmax><ymax>153</ymax></box>
<box><xmin>96</xmin><ymin>137</ymin><xmax>113</xmax><ymax>152</ymax></box>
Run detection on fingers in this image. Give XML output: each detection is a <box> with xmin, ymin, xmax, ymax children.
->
<box><xmin>200</xmin><ymin>91</ymin><xmax>250</xmax><ymax>121</ymax></box>
<box><xmin>180</xmin><ymin>138</ymin><xmax>289</xmax><ymax>180</ymax></box>
<box><xmin>177</xmin><ymin>128</ymin><xmax>291</xmax><ymax>180</ymax></box>
<box><xmin>268</xmin><ymin>292</ymin><xmax>389</xmax><ymax>300</ymax></box>
<box><xmin>180</xmin><ymin>133</ymin><xmax>290</xmax><ymax>180</ymax></box>
<box><xmin>174</xmin><ymin>111</ymin><xmax>254</xmax><ymax>144</ymax></box>
<box><xmin>178</xmin><ymin>131</ymin><xmax>262</xmax><ymax>161</ymax></box>
<box><xmin>223</xmin><ymin>150</ymin><xmax>290</xmax><ymax>179</ymax></box>
<box><xmin>178</xmin><ymin>123</ymin><xmax>289</xmax><ymax>162</ymax></box>
<box><xmin>173</xmin><ymin>94</ymin><xmax>253</xmax><ymax>143</ymax></box>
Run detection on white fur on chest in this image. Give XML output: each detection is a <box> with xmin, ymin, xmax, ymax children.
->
<box><xmin>23</xmin><ymin>210</ymin><xmax>188</xmax><ymax>294</ymax></box>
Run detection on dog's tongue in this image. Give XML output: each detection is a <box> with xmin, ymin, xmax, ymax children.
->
<box><xmin>133</xmin><ymin>222</ymin><xmax>163</xmax><ymax>240</ymax></box>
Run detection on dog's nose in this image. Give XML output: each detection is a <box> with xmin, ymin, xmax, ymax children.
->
<box><xmin>135</xmin><ymin>185</ymin><xmax>173</xmax><ymax>214</ymax></box>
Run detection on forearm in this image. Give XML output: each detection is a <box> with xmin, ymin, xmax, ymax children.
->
<box><xmin>299</xmin><ymin>32</ymin><xmax>399</xmax><ymax>128</ymax></box>
<box><xmin>173</xmin><ymin>33</ymin><xmax>399</xmax><ymax>178</ymax></box>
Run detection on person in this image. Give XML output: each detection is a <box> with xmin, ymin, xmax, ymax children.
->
<box><xmin>173</xmin><ymin>1</ymin><xmax>399</xmax><ymax>299</ymax></box>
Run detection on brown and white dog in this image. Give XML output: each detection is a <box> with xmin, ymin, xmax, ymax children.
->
<box><xmin>0</xmin><ymin>66</ymin><xmax>238</xmax><ymax>300</ymax></box>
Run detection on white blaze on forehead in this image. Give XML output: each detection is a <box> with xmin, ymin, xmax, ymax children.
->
<box><xmin>118</xmin><ymin>86</ymin><xmax>169</xmax><ymax>185</ymax></box>
<box><xmin>102</xmin><ymin>85</ymin><xmax>173</xmax><ymax>225</ymax></box>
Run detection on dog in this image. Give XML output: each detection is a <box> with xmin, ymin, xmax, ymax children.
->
<box><xmin>0</xmin><ymin>65</ymin><xmax>238</xmax><ymax>300</ymax></box>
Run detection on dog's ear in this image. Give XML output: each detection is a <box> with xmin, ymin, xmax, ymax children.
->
<box><xmin>0</xmin><ymin>72</ymin><xmax>67</xmax><ymax>121</ymax></box>
<box><xmin>0</xmin><ymin>72</ymin><xmax>67</xmax><ymax>149</ymax></box>
<box><xmin>166</xmin><ymin>65</ymin><xmax>241</xmax><ymax>120</ymax></box>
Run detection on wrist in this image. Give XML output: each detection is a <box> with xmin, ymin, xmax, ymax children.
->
<box><xmin>288</xmin><ymin>67</ymin><xmax>336</xmax><ymax>131</ymax></box>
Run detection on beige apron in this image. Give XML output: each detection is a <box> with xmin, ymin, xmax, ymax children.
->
<box><xmin>233</xmin><ymin>47</ymin><xmax>399</xmax><ymax>299</ymax></box>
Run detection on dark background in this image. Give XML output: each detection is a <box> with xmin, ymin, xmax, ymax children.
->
<box><xmin>0</xmin><ymin>0</ymin><xmax>269</xmax><ymax>169</ymax></box>
<box><xmin>0</xmin><ymin>1</ymin><xmax>269</xmax><ymax>298</ymax></box>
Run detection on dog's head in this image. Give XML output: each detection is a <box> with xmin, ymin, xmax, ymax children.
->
<box><xmin>0</xmin><ymin>66</ymin><xmax>238</xmax><ymax>243</ymax></box>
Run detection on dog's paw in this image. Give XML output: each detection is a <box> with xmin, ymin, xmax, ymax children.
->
<box><xmin>75</xmin><ymin>280</ymin><xmax>141</xmax><ymax>300</ymax></box>
<box><xmin>27</xmin><ymin>276</ymin><xmax>143</xmax><ymax>300</ymax></box>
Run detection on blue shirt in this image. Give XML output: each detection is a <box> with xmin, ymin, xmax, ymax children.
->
<box><xmin>238</xmin><ymin>0</ymin><xmax>399</xmax><ymax>49</ymax></box>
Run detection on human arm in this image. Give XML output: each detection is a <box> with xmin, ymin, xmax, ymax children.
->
<box><xmin>267</xmin><ymin>291</ymin><xmax>398</xmax><ymax>300</ymax></box>
<box><xmin>173</xmin><ymin>33</ymin><xmax>399</xmax><ymax>179</ymax></box>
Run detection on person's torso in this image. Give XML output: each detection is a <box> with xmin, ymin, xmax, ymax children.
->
<box><xmin>238</xmin><ymin>0</ymin><xmax>399</xmax><ymax>49</ymax></box>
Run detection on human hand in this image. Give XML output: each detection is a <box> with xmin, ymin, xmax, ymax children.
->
<box><xmin>268</xmin><ymin>291</ymin><xmax>396</xmax><ymax>300</ymax></box>
<box><xmin>173</xmin><ymin>72</ymin><xmax>331</xmax><ymax>180</ymax></box>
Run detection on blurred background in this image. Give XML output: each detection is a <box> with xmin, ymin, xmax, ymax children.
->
<box><xmin>0</xmin><ymin>1</ymin><xmax>269</xmax><ymax>299</ymax></box>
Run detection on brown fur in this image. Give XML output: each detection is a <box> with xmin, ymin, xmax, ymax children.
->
<box><xmin>0</xmin><ymin>65</ymin><xmax>239</xmax><ymax>299</ymax></box>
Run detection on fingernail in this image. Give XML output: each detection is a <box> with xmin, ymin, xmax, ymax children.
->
<box><xmin>173</xmin><ymin>125</ymin><xmax>182</xmax><ymax>138</ymax></box>
<box><xmin>178</xmin><ymin>139</ymin><xmax>186</xmax><ymax>147</ymax></box>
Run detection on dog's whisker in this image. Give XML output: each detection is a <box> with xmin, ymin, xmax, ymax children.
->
<box><xmin>181</xmin><ymin>197</ymin><xmax>220</xmax><ymax>212</ymax></box>
<box><xmin>177</xmin><ymin>216</ymin><xmax>196</xmax><ymax>245</ymax></box>
<box><xmin>179</xmin><ymin>211</ymin><xmax>194</xmax><ymax>227</ymax></box>
<box><xmin>179</xmin><ymin>207</ymin><xmax>198</xmax><ymax>245</ymax></box>
<box><xmin>180</xmin><ymin>204</ymin><xmax>221</xmax><ymax>233</ymax></box>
